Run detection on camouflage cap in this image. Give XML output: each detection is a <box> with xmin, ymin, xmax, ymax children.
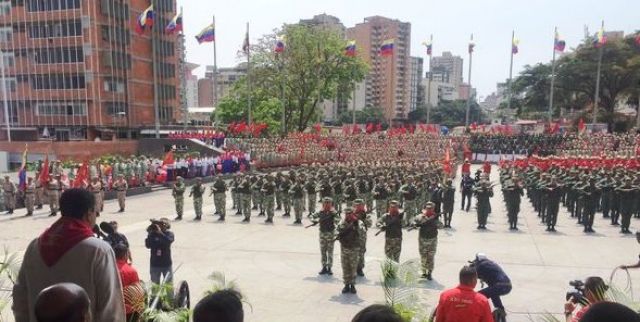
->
<box><xmin>343</xmin><ymin>206</ymin><xmax>354</xmax><ymax>213</ymax></box>
<box><xmin>425</xmin><ymin>202</ymin><xmax>435</xmax><ymax>208</ymax></box>
<box><xmin>389</xmin><ymin>200</ymin><xmax>400</xmax><ymax>207</ymax></box>
<box><xmin>322</xmin><ymin>197</ymin><xmax>333</xmax><ymax>203</ymax></box>
<box><xmin>354</xmin><ymin>198</ymin><xmax>365</xmax><ymax>204</ymax></box>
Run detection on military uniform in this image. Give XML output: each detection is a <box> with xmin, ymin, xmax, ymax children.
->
<box><xmin>331</xmin><ymin>177</ymin><xmax>343</xmax><ymax>213</ymax></box>
<box><xmin>377</xmin><ymin>207</ymin><xmax>404</xmax><ymax>262</ymax></box>
<box><xmin>89</xmin><ymin>179</ymin><xmax>103</xmax><ymax>216</ymax></box>
<box><xmin>353</xmin><ymin>199</ymin><xmax>371</xmax><ymax>277</ymax></box>
<box><xmin>172</xmin><ymin>178</ymin><xmax>186</xmax><ymax>220</ymax></box>
<box><xmin>502</xmin><ymin>180</ymin><xmax>524</xmax><ymax>230</ymax></box>
<box><xmin>190</xmin><ymin>181</ymin><xmax>206</xmax><ymax>220</ymax></box>
<box><xmin>441</xmin><ymin>182</ymin><xmax>455</xmax><ymax>228</ymax></box>
<box><xmin>237</xmin><ymin>176</ymin><xmax>253</xmax><ymax>222</ymax></box>
<box><xmin>305</xmin><ymin>178</ymin><xmax>317</xmax><ymax>216</ymax></box>
<box><xmin>616</xmin><ymin>179</ymin><xmax>637</xmax><ymax>234</ymax></box>
<box><xmin>2</xmin><ymin>178</ymin><xmax>16</xmax><ymax>214</ymax></box>
<box><xmin>412</xmin><ymin>205</ymin><xmax>438</xmax><ymax>279</ymax></box>
<box><xmin>342</xmin><ymin>182</ymin><xmax>357</xmax><ymax>208</ymax></box>
<box><xmin>544</xmin><ymin>182</ymin><xmax>563</xmax><ymax>232</ymax></box>
<box><xmin>372</xmin><ymin>180</ymin><xmax>389</xmax><ymax>218</ymax></box>
<box><xmin>113</xmin><ymin>177</ymin><xmax>128</xmax><ymax>212</ymax></box>
<box><xmin>35</xmin><ymin>177</ymin><xmax>44</xmax><ymax>209</ymax></box>
<box><xmin>336</xmin><ymin>212</ymin><xmax>360</xmax><ymax>294</ymax></box>
<box><xmin>288</xmin><ymin>180</ymin><xmax>305</xmax><ymax>222</ymax></box>
<box><xmin>251</xmin><ymin>176</ymin><xmax>264</xmax><ymax>215</ymax></box>
<box><xmin>474</xmin><ymin>182</ymin><xmax>493</xmax><ymax>229</ymax></box>
<box><xmin>279</xmin><ymin>177</ymin><xmax>292</xmax><ymax>217</ymax></box>
<box><xmin>261</xmin><ymin>177</ymin><xmax>276</xmax><ymax>223</ymax></box>
<box><xmin>24</xmin><ymin>179</ymin><xmax>36</xmax><ymax>216</ymax></box>
<box><xmin>309</xmin><ymin>200</ymin><xmax>340</xmax><ymax>275</ymax></box>
<box><xmin>460</xmin><ymin>175</ymin><xmax>474</xmax><ymax>212</ymax></box>
<box><xmin>211</xmin><ymin>176</ymin><xmax>227</xmax><ymax>220</ymax></box>
<box><xmin>399</xmin><ymin>180</ymin><xmax>418</xmax><ymax>226</ymax></box>
<box><xmin>47</xmin><ymin>177</ymin><xmax>62</xmax><ymax>216</ymax></box>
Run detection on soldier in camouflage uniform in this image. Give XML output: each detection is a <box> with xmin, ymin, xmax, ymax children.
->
<box><xmin>474</xmin><ymin>179</ymin><xmax>493</xmax><ymax>230</ymax></box>
<box><xmin>113</xmin><ymin>174</ymin><xmax>128</xmax><ymax>213</ymax></box>
<box><xmin>331</xmin><ymin>176</ymin><xmax>343</xmax><ymax>213</ymax></box>
<box><xmin>337</xmin><ymin>207</ymin><xmax>360</xmax><ymax>294</ymax></box>
<box><xmin>274</xmin><ymin>172</ymin><xmax>283</xmax><ymax>211</ymax></box>
<box><xmin>251</xmin><ymin>175</ymin><xmax>265</xmax><ymax>216</ymax></box>
<box><xmin>353</xmin><ymin>199</ymin><xmax>371</xmax><ymax>277</ymax></box>
<box><xmin>502</xmin><ymin>177</ymin><xmax>524</xmax><ymax>230</ymax></box>
<box><xmin>211</xmin><ymin>175</ymin><xmax>227</xmax><ymax>221</ymax></box>
<box><xmin>411</xmin><ymin>202</ymin><xmax>439</xmax><ymax>280</ymax></box>
<box><xmin>230</xmin><ymin>175</ymin><xmax>241</xmax><ymax>215</ymax></box>
<box><xmin>2</xmin><ymin>176</ymin><xmax>16</xmax><ymax>215</ymax></box>
<box><xmin>372</xmin><ymin>177</ymin><xmax>389</xmax><ymax>219</ymax></box>
<box><xmin>172</xmin><ymin>177</ymin><xmax>186</xmax><ymax>220</ymax></box>
<box><xmin>615</xmin><ymin>177</ymin><xmax>637</xmax><ymax>234</ymax></box>
<box><xmin>399</xmin><ymin>176</ymin><xmax>418</xmax><ymax>226</ymax></box>
<box><xmin>343</xmin><ymin>180</ymin><xmax>357</xmax><ymax>208</ymax></box>
<box><xmin>237</xmin><ymin>175</ymin><xmax>253</xmax><ymax>223</ymax></box>
<box><xmin>305</xmin><ymin>175</ymin><xmax>317</xmax><ymax>216</ymax></box>
<box><xmin>24</xmin><ymin>177</ymin><xmax>36</xmax><ymax>216</ymax></box>
<box><xmin>376</xmin><ymin>201</ymin><xmax>404</xmax><ymax>262</ymax></box>
<box><xmin>47</xmin><ymin>175</ymin><xmax>62</xmax><ymax>217</ymax></box>
<box><xmin>279</xmin><ymin>175</ymin><xmax>292</xmax><ymax>217</ymax></box>
<box><xmin>289</xmin><ymin>178</ymin><xmax>305</xmax><ymax>223</ymax></box>
<box><xmin>441</xmin><ymin>179</ymin><xmax>456</xmax><ymax>228</ymax></box>
<box><xmin>309</xmin><ymin>197</ymin><xmax>340</xmax><ymax>275</ymax></box>
<box><xmin>261</xmin><ymin>175</ymin><xmax>277</xmax><ymax>224</ymax></box>
<box><xmin>190</xmin><ymin>178</ymin><xmax>206</xmax><ymax>220</ymax></box>
<box><xmin>88</xmin><ymin>177</ymin><xmax>103</xmax><ymax>217</ymax></box>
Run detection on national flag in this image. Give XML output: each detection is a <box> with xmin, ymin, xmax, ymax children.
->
<box><xmin>165</xmin><ymin>10</ymin><xmax>183</xmax><ymax>34</ymax></box>
<box><xmin>18</xmin><ymin>144</ymin><xmax>28</xmax><ymax>191</ymax></box>
<box><xmin>242</xmin><ymin>29</ymin><xmax>250</xmax><ymax>55</ymax></box>
<box><xmin>274</xmin><ymin>35</ymin><xmax>285</xmax><ymax>53</ymax></box>
<box><xmin>73</xmin><ymin>162</ymin><xmax>88</xmax><ymax>188</ymax></box>
<box><xmin>554</xmin><ymin>30</ymin><xmax>566</xmax><ymax>52</ymax></box>
<box><xmin>578</xmin><ymin>118</ymin><xmax>586</xmax><ymax>134</ymax></box>
<box><xmin>40</xmin><ymin>153</ymin><xmax>49</xmax><ymax>186</ymax></box>
<box><xmin>135</xmin><ymin>5</ymin><xmax>154</xmax><ymax>35</ymax></box>
<box><xmin>422</xmin><ymin>40</ymin><xmax>433</xmax><ymax>56</ymax></box>
<box><xmin>344</xmin><ymin>40</ymin><xmax>357</xmax><ymax>57</ymax></box>
<box><xmin>635</xmin><ymin>34</ymin><xmax>640</xmax><ymax>46</ymax></box>
<box><xmin>468</xmin><ymin>41</ymin><xmax>475</xmax><ymax>54</ymax></box>
<box><xmin>163</xmin><ymin>150</ymin><xmax>175</xmax><ymax>166</ymax></box>
<box><xmin>380</xmin><ymin>39</ymin><xmax>394</xmax><ymax>56</ymax></box>
<box><xmin>594</xmin><ymin>26</ymin><xmax>607</xmax><ymax>48</ymax></box>
<box><xmin>512</xmin><ymin>37</ymin><xmax>519</xmax><ymax>54</ymax></box>
<box><xmin>195</xmin><ymin>23</ymin><xmax>215</xmax><ymax>43</ymax></box>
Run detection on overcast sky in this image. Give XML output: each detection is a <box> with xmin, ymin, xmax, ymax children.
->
<box><xmin>179</xmin><ymin>0</ymin><xmax>639</xmax><ymax>98</ymax></box>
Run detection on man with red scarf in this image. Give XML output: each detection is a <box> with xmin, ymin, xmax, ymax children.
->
<box><xmin>12</xmin><ymin>188</ymin><xmax>125</xmax><ymax>322</ymax></box>
<box><xmin>376</xmin><ymin>201</ymin><xmax>404</xmax><ymax>262</ymax></box>
<box><xmin>412</xmin><ymin>202</ymin><xmax>440</xmax><ymax>280</ymax></box>
<box><xmin>336</xmin><ymin>207</ymin><xmax>361</xmax><ymax>294</ymax></box>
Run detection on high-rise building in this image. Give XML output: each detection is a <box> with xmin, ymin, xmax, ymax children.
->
<box><xmin>347</xmin><ymin>16</ymin><xmax>411</xmax><ymax>121</ymax></box>
<box><xmin>299</xmin><ymin>13</ymin><xmax>345</xmax><ymax>36</ymax></box>
<box><xmin>430</xmin><ymin>51</ymin><xmax>463</xmax><ymax>89</ymax></box>
<box><xmin>0</xmin><ymin>0</ymin><xmax>180</xmax><ymax>141</ymax></box>
<box><xmin>409</xmin><ymin>56</ymin><xmax>424</xmax><ymax>112</ymax></box>
<box><xmin>184</xmin><ymin>62</ymin><xmax>199</xmax><ymax>108</ymax></box>
<box><xmin>204</xmin><ymin>63</ymin><xmax>247</xmax><ymax>105</ymax></box>
<box><xmin>198</xmin><ymin>78</ymin><xmax>213</xmax><ymax>107</ymax></box>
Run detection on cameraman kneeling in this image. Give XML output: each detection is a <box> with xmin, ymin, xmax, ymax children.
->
<box><xmin>145</xmin><ymin>218</ymin><xmax>175</xmax><ymax>284</ymax></box>
<box><xmin>564</xmin><ymin>276</ymin><xmax>608</xmax><ymax>322</ymax></box>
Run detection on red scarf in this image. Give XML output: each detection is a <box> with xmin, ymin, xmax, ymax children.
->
<box><xmin>38</xmin><ymin>217</ymin><xmax>95</xmax><ymax>267</ymax></box>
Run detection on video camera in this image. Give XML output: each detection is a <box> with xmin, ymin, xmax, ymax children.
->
<box><xmin>147</xmin><ymin>219</ymin><xmax>169</xmax><ymax>233</ymax></box>
<box><xmin>566</xmin><ymin>280</ymin><xmax>586</xmax><ymax>305</ymax></box>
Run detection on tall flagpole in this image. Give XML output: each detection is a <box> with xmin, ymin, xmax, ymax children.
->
<box><xmin>352</xmin><ymin>68</ymin><xmax>356</xmax><ymax>126</ymax></box>
<box><xmin>592</xmin><ymin>20</ymin><xmax>604</xmax><ymax>126</ymax></box>
<box><xmin>465</xmin><ymin>34</ymin><xmax>474</xmax><ymax>127</ymax></box>
<box><xmin>181</xmin><ymin>7</ymin><xmax>188</xmax><ymax>130</ymax></box>
<box><xmin>212</xmin><ymin>15</ymin><xmax>218</xmax><ymax>125</ymax></box>
<box><xmin>1</xmin><ymin>48</ymin><xmax>10</xmax><ymax>141</ymax></box>
<box><xmin>549</xmin><ymin>27</ymin><xmax>558</xmax><ymax>121</ymax></box>
<box><xmin>246</xmin><ymin>22</ymin><xmax>252</xmax><ymax>125</ymax></box>
<box><xmin>426</xmin><ymin>34</ymin><xmax>433</xmax><ymax>124</ymax></box>
<box><xmin>507</xmin><ymin>30</ymin><xmax>515</xmax><ymax>111</ymax></box>
<box><xmin>152</xmin><ymin>1</ymin><xmax>160</xmax><ymax>138</ymax></box>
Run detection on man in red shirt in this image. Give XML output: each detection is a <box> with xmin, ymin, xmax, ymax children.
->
<box><xmin>436</xmin><ymin>265</ymin><xmax>494</xmax><ymax>322</ymax></box>
<box><xmin>114</xmin><ymin>244</ymin><xmax>143</xmax><ymax>321</ymax></box>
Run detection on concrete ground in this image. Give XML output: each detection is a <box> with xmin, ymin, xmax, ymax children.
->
<box><xmin>1</xmin><ymin>165</ymin><xmax>639</xmax><ymax>322</ymax></box>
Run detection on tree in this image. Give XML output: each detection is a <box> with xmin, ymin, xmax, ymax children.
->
<box><xmin>336</xmin><ymin>107</ymin><xmax>387</xmax><ymax>125</ymax></box>
<box><xmin>216</xmin><ymin>24</ymin><xmax>368</xmax><ymax>133</ymax></box>
<box><xmin>430</xmin><ymin>100</ymin><xmax>487</xmax><ymax>128</ymax></box>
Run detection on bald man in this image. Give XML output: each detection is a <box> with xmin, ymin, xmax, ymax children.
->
<box><xmin>34</xmin><ymin>283</ymin><xmax>90</xmax><ymax>322</ymax></box>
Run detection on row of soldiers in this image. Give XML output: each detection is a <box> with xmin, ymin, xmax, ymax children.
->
<box><xmin>499</xmin><ymin>162</ymin><xmax>640</xmax><ymax>234</ymax></box>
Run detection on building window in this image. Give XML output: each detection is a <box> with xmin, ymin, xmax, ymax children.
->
<box><xmin>1</xmin><ymin>51</ymin><xmax>14</xmax><ymax>67</ymax></box>
<box><xmin>36</xmin><ymin>102</ymin><xmax>87</xmax><ymax>116</ymax></box>
<box><xmin>159</xmin><ymin>106</ymin><xmax>172</xmax><ymax>122</ymax></box>
<box><xmin>26</xmin><ymin>0</ymin><xmax>80</xmax><ymax>11</ymax></box>
<box><xmin>101</xmin><ymin>51</ymin><xmax>131</xmax><ymax>69</ymax></box>
<box><xmin>31</xmin><ymin>74</ymin><xmax>86</xmax><ymax>90</ymax></box>
<box><xmin>105</xmin><ymin>102</ymin><xmax>128</xmax><ymax>115</ymax></box>
<box><xmin>103</xmin><ymin>78</ymin><xmax>125</xmax><ymax>93</ymax></box>
<box><xmin>100</xmin><ymin>0</ymin><xmax>129</xmax><ymax>20</ymax></box>
<box><xmin>33</xmin><ymin>47</ymin><xmax>83</xmax><ymax>64</ymax></box>
<box><xmin>101</xmin><ymin>25</ymin><xmax>130</xmax><ymax>45</ymax></box>
<box><xmin>155</xmin><ymin>0</ymin><xmax>173</xmax><ymax>12</ymax></box>
<box><xmin>0</xmin><ymin>2</ymin><xmax>10</xmax><ymax>16</ymax></box>
<box><xmin>157</xmin><ymin>40</ymin><xmax>175</xmax><ymax>57</ymax></box>
<box><xmin>159</xmin><ymin>84</ymin><xmax>176</xmax><ymax>100</ymax></box>
<box><xmin>159</xmin><ymin>63</ymin><xmax>175</xmax><ymax>78</ymax></box>
<box><xmin>28</xmin><ymin>20</ymin><xmax>82</xmax><ymax>38</ymax></box>
<box><xmin>0</xmin><ymin>26</ymin><xmax>12</xmax><ymax>42</ymax></box>
<box><xmin>2</xmin><ymin>78</ymin><xmax>17</xmax><ymax>92</ymax></box>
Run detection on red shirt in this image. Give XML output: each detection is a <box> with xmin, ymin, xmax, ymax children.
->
<box><xmin>436</xmin><ymin>285</ymin><xmax>494</xmax><ymax>322</ymax></box>
<box><xmin>462</xmin><ymin>163</ymin><xmax>471</xmax><ymax>174</ymax></box>
<box><xmin>117</xmin><ymin>259</ymin><xmax>140</xmax><ymax>314</ymax></box>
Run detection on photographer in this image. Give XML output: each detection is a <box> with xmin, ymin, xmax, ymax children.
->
<box><xmin>470</xmin><ymin>253</ymin><xmax>511</xmax><ymax>317</ymax></box>
<box><xmin>145</xmin><ymin>218</ymin><xmax>175</xmax><ymax>284</ymax></box>
<box><xmin>564</xmin><ymin>276</ymin><xmax>608</xmax><ymax>322</ymax></box>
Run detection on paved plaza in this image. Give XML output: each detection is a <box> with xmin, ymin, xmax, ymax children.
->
<box><xmin>1</xmin><ymin>165</ymin><xmax>639</xmax><ymax>322</ymax></box>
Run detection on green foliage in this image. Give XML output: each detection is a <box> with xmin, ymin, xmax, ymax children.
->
<box><xmin>0</xmin><ymin>248</ymin><xmax>20</xmax><ymax>320</ymax></box>
<box><xmin>380</xmin><ymin>258</ymin><xmax>430</xmax><ymax>322</ymax></box>
<box><xmin>430</xmin><ymin>100</ymin><xmax>487</xmax><ymax>128</ymax></box>
<box><xmin>336</xmin><ymin>107</ymin><xmax>387</xmax><ymax>125</ymax></box>
<box><xmin>216</xmin><ymin>24</ymin><xmax>368</xmax><ymax>133</ymax></box>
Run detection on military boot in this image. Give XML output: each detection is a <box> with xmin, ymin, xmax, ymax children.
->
<box><xmin>341</xmin><ymin>284</ymin><xmax>350</xmax><ymax>294</ymax></box>
<box><xmin>318</xmin><ymin>267</ymin><xmax>328</xmax><ymax>275</ymax></box>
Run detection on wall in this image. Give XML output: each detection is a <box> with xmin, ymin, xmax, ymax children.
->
<box><xmin>0</xmin><ymin>140</ymin><xmax>139</xmax><ymax>161</ymax></box>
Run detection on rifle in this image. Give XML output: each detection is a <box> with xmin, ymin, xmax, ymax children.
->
<box><xmin>304</xmin><ymin>222</ymin><xmax>318</xmax><ymax>229</ymax></box>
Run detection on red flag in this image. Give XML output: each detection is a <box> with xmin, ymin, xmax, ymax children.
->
<box><xmin>550</xmin><ymin>122</ymin><xmax>560</xmax><ymax>134</ymax></box>
<box><xmin>366</xmin><ymin>123</ymin><xmax>373</xmax><ymax>134</ymax></box>
<box><xmin>39</xmin><ymin>153</ymin><xmax>50</xmax><ymax>186</ymax></box>
<box><xmin>73</xmin><ymin>162</ymin><xmax>89</xmax><ymax>188</ymax></box>
<box><xmin>470</xmin><ymin>122</ymin><xmax>477</xmax><ymax>131</ymax></box>
<box><xmin>163</xmin><ymin>150</ymin><xmax>175</xmax><ymax>166</ymax></box>
<box><xmin>342</xmin><ymin>125</ymin><xmax>349</xmax><ymax>135</ymax></box>
<box><xmin>578</xmin><ymin>118</ymin><xmax>586</xmax><ymax>134</ymax></box>
<box><xmin>313</xmin><ymin>123</ymin><xmax>322</xmax><ymax>134</ymax></box>
<box><xmin>375</xmin><ymin>123</ymin><xmax>382</xmax><ymax>132</ymax></box>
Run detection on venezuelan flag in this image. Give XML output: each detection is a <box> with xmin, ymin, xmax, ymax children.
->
<box><xmin>380</xmin><ymin>39</ymin><xmax>394</xmax><ymax>56</ymax></box>
<box><xmin>345</xmin><ymin>40</ymin><xmax>356</xmax><ymax>57</ymax></box>
<box><xmin>422</xmin><ymin>41</ymin><xmax>433</xmax><ymax>56</ymax></box>
<box><xmin>594</xmin><ymin>26</ymin><xmax>607</xmax><ymax>47</ymax></box>
<box><xmin>512</xmin><ymin>38</ymin><xmax>519</xmax><ymax>54</ymax></box>
<box><xmin>165</xmin><ymin>10</ymin><xmax>183</xmax><ymax>34</ymax></box>
<box><xmin>274</xmin><ymin>36</ymin><xmax>285</xmax><ymax>53</ymax></box>
<box><xmin>18</xmin><ymin>144</ymin><xmax>27</xmax><ymax>191</ymax></box>
<box><xmin>135</xmin><ymin>5</ymin><xmax>154</xmax><ymax>35</ymax></box>
<box><xmin>554</xmin><ymin>31</ymin><xmax>566</xmax><ymax>52</ymax></box>
<box><xmin>195</xmin><ymin>23</ymin><xmax>215</xmax><ymax>44</ymax></box>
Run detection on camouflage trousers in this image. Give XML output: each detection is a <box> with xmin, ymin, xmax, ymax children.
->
<box><xmin>418</xmin><ymin>237</ymin><xmax>438</xmax><ymax>273</ymax></box>
<box><xmin>174</xmin><ymin>196</ymin><xmax>184</xmax><ymax>217</ymax></box>
<box><xmin>48</xmin><ymin>190</ymin><xmax>60</xmax><ymax>213</ymax></box>
<box><xmin>404</xmin><ymin>200</ymin><xmax>418</xmax><ymax>225</ymax></box>
<box><xmin>292</xmin><ymin>198</ymin><xmax>304</xmax><ymax>221</ymax></box>
<box><xmin>341</xmin><ymin>246</ymin><xmax>360</xmax><ymax>285</ymax></box>
<box><xmin>93</xmin><ymin>192</ymin><xmax>103</xmax><ymax>213</ymax></box>
<box><xmin>241</xmin><ymin>193</ymin><xmax>252</xmax><ymax>220</ymax></box>
<box><xmin>214</xmin><ymin>193</ymin><xmax>226</xmax><ymax>217</ymax></box>
<box><xmin>384</xmin><ymin>237</ymin><xmax>402</xmax><ymax>262</ymax></box>
<box><xmin>364</xmin><ymin>192</ymin><xmax>374</xmax><ymax>213</ymax></box>
<box><xmin>35</xmin><ymin>187</ymin><xmax>44</xmax><ymax>206</ymax></box>
<box><xmin>275</xmin><ymin>191</ymin><xmax>283</xmax><ymax>209</ymax></box>
<box><xmin>24</xmin><ymin>193</ymin><xmax>35</xmax><ymax>213</ymax></box>
<box><xmin>252</xmin><ymin>191</ymin><xmax>263</xmax><ymax>212</ymax></box>
<box><xmin>117</xmin><ymin>191</ymin><xmax>126</xmax><ymax>210</ymax></box>
<box><xmin>319</xmin><ymin>232</ymin><xmax>336</xmax><ymax>268</ymax></box>
<box><xmin>281</xmin><ymin>195</ymin><xmax>291</xmax><ymax>215</ymax></box>
<box><xmin>333</xmin><ymin>195</ymin><xmax>343</xmax><ymax>213</ymax></box>
<box><xmin>358</xmin><ymin>230</ymin><xmax>367</xmax><ymax>270</ymax></box>
<box><xmin>3</xmin><ymin>193</ymin><xmax>15</xmax><ymax>210</ymax></box>
<box><xmin>307</xmin><ymin>193</ymin><xmax>316</xmax><ymax>214</ymax></box>
<box><xmin>375</xmin><ymin>199</ymin><xmax>387</xmax><ymax>218</ymax></box>
<box><xmin>193</xmin><ymin>197</ymin><xmax>203</xmax><ymax>218</ymax></box>
<box><xmin>263</xmin><ymin>194</ymin><xmax>275</xmax><ymax>219</ymax></box>
<box><xmin>231</xmin><ymin>191</ymin><xmax>238</xmax><ymax>209</ymax></box>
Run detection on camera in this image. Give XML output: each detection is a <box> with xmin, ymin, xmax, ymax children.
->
<box><xmin>566</xmin><ymin>280</ymin><xmax>586</xmax><ymax>304</ymax></box>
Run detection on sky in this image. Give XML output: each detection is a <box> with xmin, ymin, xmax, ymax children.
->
<box><xmin>179</xmin><ymin>0</ymin><xmax>639</xmax><ymax>99</ymax></box>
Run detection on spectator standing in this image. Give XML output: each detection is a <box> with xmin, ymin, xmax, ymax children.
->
<box><xmin>12</xmin><ymin>188</ymin><xmax>125</xmax><ymax>322</ymax></box>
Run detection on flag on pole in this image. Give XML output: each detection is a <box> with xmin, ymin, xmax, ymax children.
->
<box><xmin>512</xmin><ymin>37</ymin><xmax>519</xmax><ymax>54</ymax></box>
<box><xmin>73</xmin><ymin>162</ymin><xmax>89</xmax><ymax>188</ymax></box>
<box><xmin>344</xmin><ymin>40</ymin><xmax>357</xmax><ymax>57</ymax></box>
<box><xmin>40</xmin><ymin>152</ymin><xmax>49</xmax><ymax>186</ymax></box>
<box><xmin>380</xmin><ymin>39</ymin><xmax>395</xmax><ymax>56</ymax></box>
<box><xmin>422</xmin><ymin>40</ymin><xmax>433</xmax><ymax>56</ymax></box>
<box><xmin>274</xmin><ymin>35</ymin><xmax>285</xmax><ymax>53</ymax></box>
<box><xmin>18</xmin><ymin>144</ymin><xmax>28</xmax><ymax>191</ymax></box>
<box><xmin>195</xmin><ymin>23</ymin><xmax>215</xmax><ymax>43</ymax></box>
<box><xmin>468</xmin><ymin>39</ymin><xmax>475</xmax><ymax>54</ymax></box>
<box><xmin>165</xmin><ymin>9</ymin><xmax>183</xmax><ymax>34</ymax></box>
<box><xmin>554</xmin><ymin>30</ymin><xmax>566</xmax><ymax>52</ymax></box>
<box><xmin>242</xmin><ymin>29</ymin><xmax>250</xmax><ymax>55</ymax></box>
<box><xmin>162</xmin><ymin>150</ymin><xmax>175</xmax><ymax>166</ymax></box>
<box><xmin>594</xmin><ymin>25</ymin><xmax>607</xmax><ymax>47</ymax></box>
<box><xmin>135</xmin><ymin>5</ymin><xmax>154</xmax><ymax>35</ymax></box>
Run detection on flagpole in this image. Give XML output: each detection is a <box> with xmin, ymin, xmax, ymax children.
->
<box><xmin>246</xmin><ymin>22</ymin><xmax>252</xmax><ymax>125</ymax></box>
<box><xmin>1</xmin><ymin>47</ymin><xmax>10</xmax><ymax>142</ymax></box>
<box><xmin>465</xmin><ymin>34</ymin><xmax>474</xmax><ymax>127</ymax></box>
<box><xmin>426</xmin><ymin>34</ymin><xmax>433</xmax><ymax>124</ymax></box>
<box><xmin>181</xmin><ymin>7</ymin><xmax>188</xmax><ymax>130</ymax></box>
<box><xmin>152</xmin><ymin>1</ymin><xmax>160</xmax><ymax>138</ymax></box>
<box><xmin>507</xmin><ymin>30</ymin><xmax>514</xmax><ymax>111</ymax></box>
<box><xmin>352</xmin><ymin>67</ymin><xmax>356</xmax><ymax>126</ymax></box>
<box><xmin>549</xmin><ymin>27</ymin><xmax>558</xmax><ymax>121</ymax></box>
<box><xmin>279</xmin><ymin>50</ymin><xmax>286</xmax><ymax>135</ymax></box>
<box><xmin>212</xmin><ymin>15</ymin><xmax>218</xmax><ymax>126</ymax></box>
<box><xmin>592</xmin><ymin>20</ymin><xmax>604</xmax><ymax>126</ymax></box>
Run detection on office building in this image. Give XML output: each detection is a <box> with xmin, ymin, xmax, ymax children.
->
<box><xmin>409</xmin><ymin>56</ymin><xmax>423</xmax><ymax>112</ymax></box>
<box><xmin>430</xmin><ymin>51</ymin><xmax>463</xmax><ymax>89</ymax></box>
